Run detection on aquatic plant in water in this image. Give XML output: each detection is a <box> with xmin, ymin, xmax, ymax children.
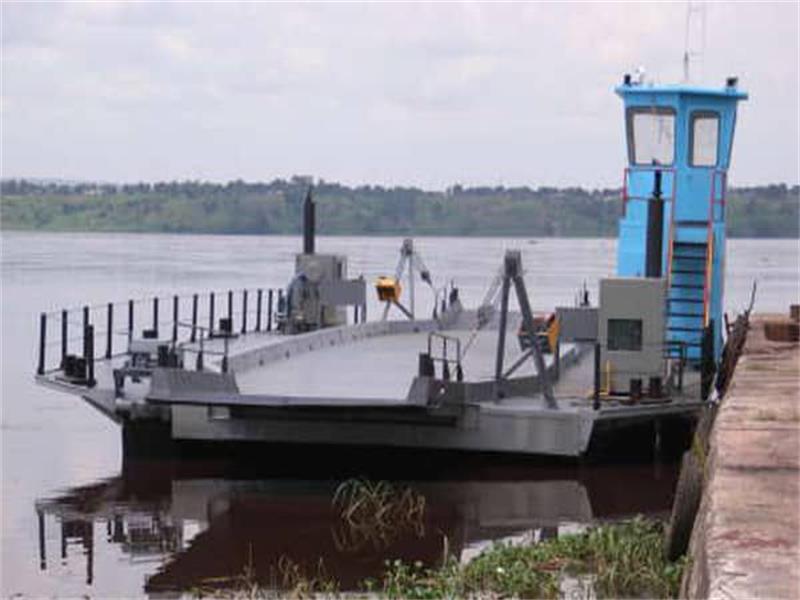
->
<box><xmin>331</xmin><ymin>478</ymin><xmax>427</xmax><ymax>552</ymax></box>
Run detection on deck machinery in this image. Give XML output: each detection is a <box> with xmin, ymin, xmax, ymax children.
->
<box><xmin>34</xmin><ymin>76</ymin><xmax>747</xmax><ymax>458</ymax></box>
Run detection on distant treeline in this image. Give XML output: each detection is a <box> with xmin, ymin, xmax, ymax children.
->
<box><xmin>1</xmin><ymin>178</ymin><xmax>797</xmax><ymax>238</ymax></box>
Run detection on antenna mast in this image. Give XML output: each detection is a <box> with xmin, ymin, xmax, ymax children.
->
<box><xmin>683</xmin><ymin>0</ymin><xmax>707</xmax><ymax>83</ymax></box>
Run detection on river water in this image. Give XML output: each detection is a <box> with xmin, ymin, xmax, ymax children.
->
<box><xmin>1</xmin><ymin>232</ymin><xmax>797</xmax><ymax>597</ymax></box>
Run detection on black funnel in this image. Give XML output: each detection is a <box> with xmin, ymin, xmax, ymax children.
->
<box><xmin>303</xmin><ymin>187</ymin><xmax>315</xmax><ymax>254</ymax></box>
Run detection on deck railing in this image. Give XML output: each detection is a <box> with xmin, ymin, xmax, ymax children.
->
<box><xmin>36</xmin><ymin>287</ymin><xmax>291</xmax><ymax>377</ymax></box>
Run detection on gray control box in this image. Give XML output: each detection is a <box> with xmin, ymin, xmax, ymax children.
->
<box><xmin>598</xmin><ymin>278</ymin><xmax>666</xmax><ymax>394</ymax></box>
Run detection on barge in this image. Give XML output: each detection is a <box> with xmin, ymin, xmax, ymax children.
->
<box><xmin>34</xmin><ymin>75</ymin><xmax>748</xmax><ymax>459</ymax></box>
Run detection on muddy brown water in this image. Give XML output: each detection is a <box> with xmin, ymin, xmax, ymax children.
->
<box><xmin>2</xmin><ymin>233</ymin><xmax>797</xmax><ymax>596</ymax></box>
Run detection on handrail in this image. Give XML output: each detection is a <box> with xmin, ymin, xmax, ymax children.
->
<box><xmin>36</xmin><ymin>286</ymin><xmax>282</xmax><ymax>376</ymax></box>
<box><xmin>621</xmin><ymin>166</ymin><xmax>676</xmax><ymax>218</ymax></box>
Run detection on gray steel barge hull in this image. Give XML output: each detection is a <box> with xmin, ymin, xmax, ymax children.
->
<box><xmin>38</xmin><ymin>314</ymin><xmax>704</xmax><ymax>459</ymax></box>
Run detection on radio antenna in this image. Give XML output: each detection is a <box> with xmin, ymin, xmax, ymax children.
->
<box><xmin>683</xmin><ymin>0</ymin><xmax>708</xmax><ymax>82</ymax></box>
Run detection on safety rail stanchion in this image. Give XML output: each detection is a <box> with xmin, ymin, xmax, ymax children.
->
<box><xmin>241</xmin><ymin>290</ymin><xmax>248</xmax><ymax>334</ymax></box>
<box><xmin>267</xmin><ymin>289</ymin><xmax>274</xmax><ymax>331</ymax></box>
<box><xmin>593</xmin><ymin>342</ymin><xmax>601</xmax><ymax>410</ymax></box>
<box><xmin>85</xmin><ymin>324</ymin><xmax>95</xmax><ymax>387</ymax></box>
<box><xmin>128</xmin><ymin>300</ymin><xmax>134</xmax><ymax>343</ymax></box>
<box><xmin>172</xmin><ymin>295</ymin><xmax>179</xmax><ymax>344</ymax></box>
<box><xmin>83</xmin><ymin>306</ymin><xmax>89</xmax><ymax>342</ymax></box>
<box><xmin>209</xmin><ymin>292</ymin><xmax>215</xmax><ymax>333</ymax></box>
<box><xmin>152</xmin><ymin>297</ymin><xmax>159</xmax><ymax>338</ymax></box>
<box><xmin>106</xmin><ymin>303</ymin><xmax>113</xmax><ymax>359</ymax></box>
<box><xmin>61</xmin><ymin>309</ymin><xmax>68</xmax><ymax>367</ymax></box>
<box><xmin>37</xmin><ymin>313</ymin><xmax>46</xmax><ymax>375</ymax></box>
<box><xmin>227</xmin><ymin>290</ymin><xmax>233</xmax><ymax>331</ymax></box>
<box><xmin>191</xmin><ymin>294</ymin><xmax>198</xmax><ymax>342</ymax></box>
<box><xmin>256</xmin><ymin>289</ymin><xmax>263</xmax><ymax>332</ymax></box>
<box><xmin>197</xmin><ymin>333</ymin><xmax>204</xmax><ymax>371</ymax></box>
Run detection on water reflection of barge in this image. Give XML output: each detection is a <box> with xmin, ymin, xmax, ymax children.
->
<box><xmin>35</xmin><ymin>459</ymin><xmax>678</xmax><ymax>592</ymax></box>
<box><xmin>34</xmin><ymin>76</ymin><xmax>747</xmax><ymax>459</ymax></box>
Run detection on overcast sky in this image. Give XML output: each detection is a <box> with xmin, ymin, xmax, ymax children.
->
<box><xmin>2</xmin><ymin>1</ymin><xmax>798</xmax><ymax>189</ymax></box>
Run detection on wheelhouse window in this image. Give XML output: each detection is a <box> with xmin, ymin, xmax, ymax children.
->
<box><xmin>690</xmin><ymin>111</ymin><xmax>720</xmax><ymax>167</ymax></box>
<box><xmin>627</xmin><ymin>107</ymin><xmax>675</xmax><ymax>166</ymax></box>
<box><xmin>608</xmin><ymin>318</ymin><xmax>643</xmax><ymax>352</ymax></box>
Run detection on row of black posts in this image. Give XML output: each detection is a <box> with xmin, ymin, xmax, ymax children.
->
<box><xmin>37</xmin><ymin>288</ymin><xmax>283</xmax><ymax>377</ymax></box>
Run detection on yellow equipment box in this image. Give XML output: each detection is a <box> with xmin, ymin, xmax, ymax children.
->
<box><xmin>375</xmin><ymin>277</ymin><xmax>402</xmax><ymax>302</ymax></box>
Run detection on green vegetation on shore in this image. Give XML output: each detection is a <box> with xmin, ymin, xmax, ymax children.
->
<box><xmin>375</xmin><ymin>517</ymin><xmax>685</xmax><ymax>599</ymax></box>
<box><xmin>2</xmin><ymin>178</ymin><xmax>797</xmax><ymax>238</ymax></box>
<box><xmin>189</xmin><ymin>517</ymin><xmax>685</xmax><ymax>599</ymax></box>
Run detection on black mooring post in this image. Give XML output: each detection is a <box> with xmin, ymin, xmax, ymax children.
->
<box><xmin>85</xmin><ymin>324</ymin><xmax>95</xmax><ymax>387</ymax></box>
<box><xmin>127</xmin><ymin>300</ymin><xmax>134</xmax><ymax>344</ymax></box>
<box><xmin>241</xmin><ymin>290</ymin><xmax>248</xmax><ymax>334</ymax></box>
<box><xmin>172</xmin><ymin>295</ymin><xmax>179</xmax><ymax>344</ymax></box>
<box><xmin>209</xmin><ymin>292</ymin><xmax>215</xmax><ymax>333</ymax></box>
<box><xmin>256</xmin><ymin>289</ymin><xmax>263</xmax><ymax>332</ymax></box>
<box><xmin>152</xmin><ymin>297</ymin><xmax>159</xmax><ymax>338</ymax></box>
<box><xmin>37</xmin><ymin>313</ymin><xmax>46</xmax><ymax>375</ymax></box>
<box><xmin>105</xmin><ymin>302</ymin><xmax>113</xmax><ymax>359</ymax></box>
<box><xmin>191</xmin><ymin>294</ymin><xmax>198</xmax><ymax>342</ymax></box>
<box><xmin>61</xmin><ymin>309</ymin><xmax>68</xmax><ymax>367</ymax></box>
<box><xmin>593</xmin><ymin>342</ymin><xmax>601</xmax><ymax>410</ymax></box>
<box><xmin>227</xmin><ymin>290</ymin><xmax>233</xmax><ymax>330</ymax></box>
<box><xmin>267</xmin><ymin>289</ymin><xmax>274</xmax><ymax>331</ymax></box>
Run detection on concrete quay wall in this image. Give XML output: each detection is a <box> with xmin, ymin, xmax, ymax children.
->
<box><xmin>683</xmin><ymin>315</ymin><xmax>799</xmax><ymax>598</ymax></box>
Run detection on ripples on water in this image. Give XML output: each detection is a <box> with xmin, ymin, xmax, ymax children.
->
<box><xmin>2</xmin><ymin>233</ymin><xmax>798</xmax><ymax>596</ymax></box>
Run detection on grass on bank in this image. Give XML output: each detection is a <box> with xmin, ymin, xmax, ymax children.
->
<box><xmin>191</xmin><ymin>517</ymin><xmax>686</xmax><ymax>599</ymax></box>
<box><xmin>374</xmin><ymin>517</ymin><xmax>685</xmax><ymax>599</ymax></box>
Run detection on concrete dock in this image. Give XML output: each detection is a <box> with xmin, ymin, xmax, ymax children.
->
<box><xmin>683</xmin><ymin>314</ymin><xmax>800</xmax><ymax>598</ymax></box>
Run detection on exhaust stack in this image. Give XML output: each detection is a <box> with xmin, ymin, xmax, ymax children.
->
<box><xmin>303</xmin><ymin>187</ymin><xmax>315</xmax><ymax>255</ymax></box>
